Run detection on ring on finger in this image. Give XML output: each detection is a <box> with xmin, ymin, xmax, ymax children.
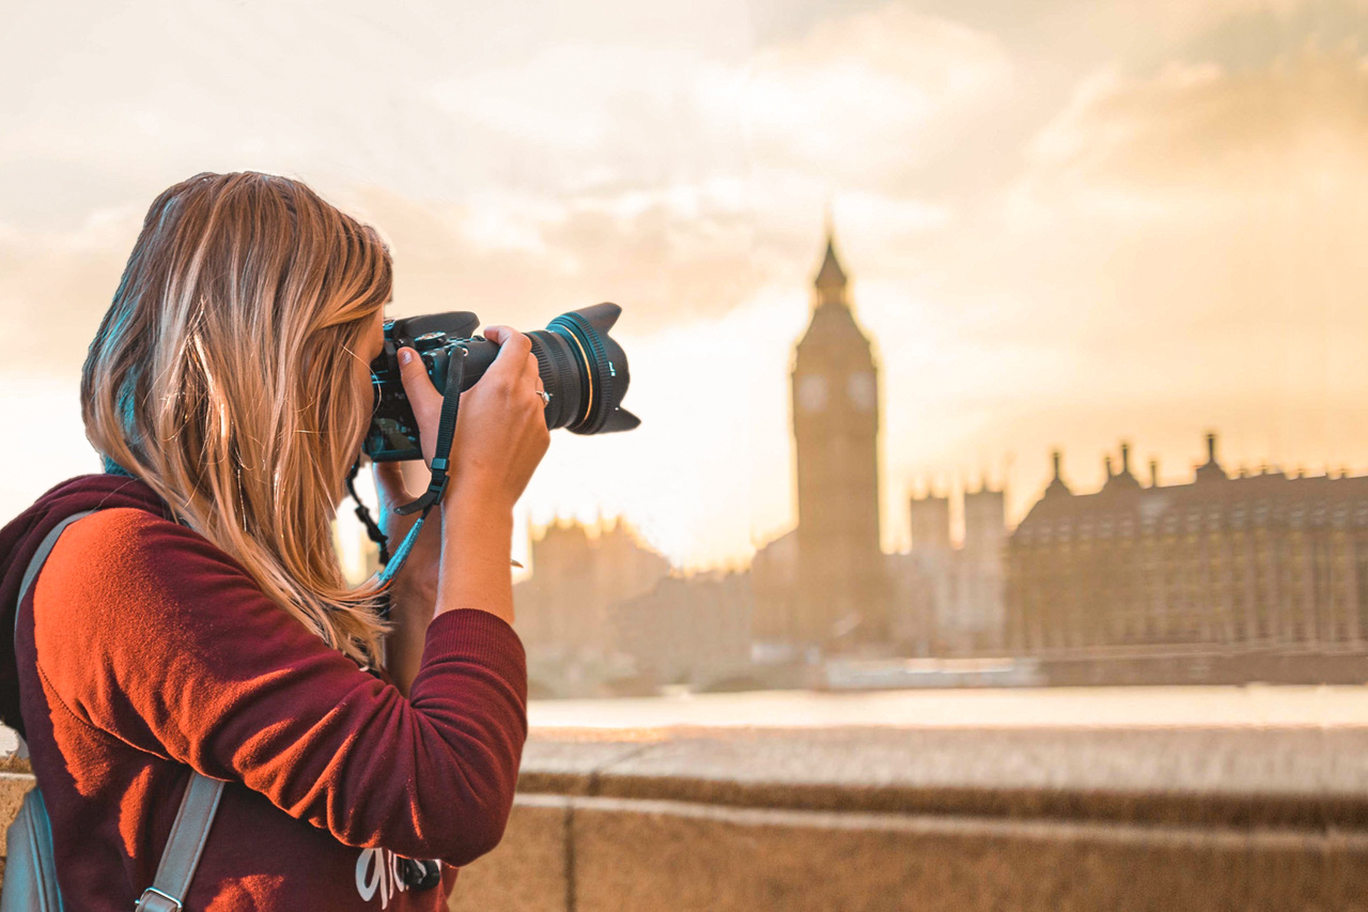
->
<box><xmin>536</xmin><ymin>389</ymin><xmax>552</xmax><ymax>408</ymax></box>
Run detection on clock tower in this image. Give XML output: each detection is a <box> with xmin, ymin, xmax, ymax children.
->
<box><xmin>790</xmin><ymin>228</ymin><xmax>887</xmax><ymax>648</ymax></box>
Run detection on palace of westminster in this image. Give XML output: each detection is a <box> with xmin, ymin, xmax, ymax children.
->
<box><xmin>507</xmin><ymin>230</ymin><xmax>1368</xmax><ymax>692</ymax></box>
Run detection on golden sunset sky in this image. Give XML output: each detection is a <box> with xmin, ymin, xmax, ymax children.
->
<box><xmin>3</xmin><ymin>0</ymin><xmax>1367</xmax><ymax>570</ymax></box>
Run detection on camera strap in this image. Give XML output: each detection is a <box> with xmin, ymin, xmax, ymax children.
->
<box><xmin>344</xmin><ymin>464</ymin><xmax>392</xmax><ymax>565</ymax></box>
<box><xmin>376</xmin><ymin>347</ymin><xmax>468</xmax><ymax>587</ymax></box>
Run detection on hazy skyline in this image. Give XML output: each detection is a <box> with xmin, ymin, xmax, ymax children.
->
<box><xmin>4</xmin><ymin>0</ymin><xmax>1367</xmax><ymax>569</ymax></box>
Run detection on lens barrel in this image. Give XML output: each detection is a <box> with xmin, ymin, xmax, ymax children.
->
<box><xmin>364</xmin><ymin>303</ymin><xmax>639</xmax><ymax>462</ymax></box>
<box><xmin>530</xmin><ymin>303</ymin><xmax>636</xmax><ymax>435</ymax></box>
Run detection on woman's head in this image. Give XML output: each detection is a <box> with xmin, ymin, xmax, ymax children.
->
<box><xmin>83</xmin><ymin>172</ymin><xmax>390</xmax><ymax>664</ymax></box>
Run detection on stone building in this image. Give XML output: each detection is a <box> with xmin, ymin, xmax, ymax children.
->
<box><xmin>609</xmin><ymin>572</ymin><xmax>755</xmax><ymax>690</ymax></box>
<box><xmin>1007</xmin><ymin>434</ymin><xmax>1368</xmax><ymax>653</ymax></box>
<box><xmin>960</xmin><ymin>486</ymin><xmax>1008</xmax><ymax>649</ymax></box>
<box><xmin>515</xmin><ymin>224</ymin><xmax>895</xmax><ymax>679</ymax></box>
<box><xmin>514</xmin><ymin>518</ymin><xmax>670</xmax><ymax>663</ymax></box>
<box><xmin>789</xmin><ymin>229</ymin><xmax>889</xmax><ymax>648</ymax></box>
<box><xmin>889</xmin><ymin>486</ymin><xmax>1007</xmax><ymax>654</ymax></box>
<box><xmin>750</xmin><ymin>529</ymin><xmax>798</xmax><ymax>645</ymax></box>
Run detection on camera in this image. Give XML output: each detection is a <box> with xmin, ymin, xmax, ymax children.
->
<box><xmin>365</xmin><ymin>302</ymin><xmax>640</xmax><ymax>462</ymax></box>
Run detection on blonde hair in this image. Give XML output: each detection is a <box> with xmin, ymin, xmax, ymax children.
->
<box><xmin>82</xmin><ymin>172</ymin><xmax>390</xmax><ymax>665</ymax></box>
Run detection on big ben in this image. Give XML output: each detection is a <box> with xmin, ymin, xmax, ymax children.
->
<box><xmin>791</xmin><ymin>228</ymin><xmax>888</xmax><ymax>648</ymax></box>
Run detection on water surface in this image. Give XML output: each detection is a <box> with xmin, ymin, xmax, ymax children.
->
<box><xmin>528</xmin><ymin>685</ymin><xmax>1368</xmax><ymax>730</ymax></box>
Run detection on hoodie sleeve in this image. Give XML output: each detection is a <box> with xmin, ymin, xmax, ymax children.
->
<box><xmin>30</xmin><ymin>507</ymin><xmax>527</xmax><ymax>866</ymax></box>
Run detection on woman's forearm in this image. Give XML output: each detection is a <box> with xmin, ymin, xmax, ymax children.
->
<box><xmin>387</xmin><ymin>488</ymin><xmax>517</xmax><ymax>693</ymax></box>
<box><xmin>385</xmin><ymin>580</ymin><xmax>435</xmax><ymax>696</ymax></box>
<box><xmin>435</xmin><ymin>486</ymin><xmax>516</xmax><ymax>626</ymax></box>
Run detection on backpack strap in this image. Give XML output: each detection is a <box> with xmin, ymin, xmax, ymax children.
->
<box><xmin>135</xmin><ymin>774</ymin><xmax>225</xmax><ymax>912</ymax></box>
<box><xmin>19</xmin><ymin>509</ymin><xmax>225</xmax><ymax>912</ymax></box>
<box><xmin>16</xmin><ymin>511</ymin><xmax>97</xmax><ymax>635</ymax></box>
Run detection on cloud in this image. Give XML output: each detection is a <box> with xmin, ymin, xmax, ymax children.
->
<box><xmin>338</xmin><ymin>183</ymin><xmax>763</xmax><ymax>334</ymax></box>
<box><xmin>987</xmin><ymin>45</ymin><xmax>1368</xmax><ymax>369</ymax></box>
<box><xmin>0</xmin><ymin>208</ymin><xmax>142</xmax><ymax>375</ymax></box>
<box><xmin>726</xmin><ymin>5</ymin><xmax>1012</xmax><ymax>186</ymax></box>
<box><xmin>1113</xmin><ymin>0</ymin><xmax>1368</xmax><ymax>43</ymax></box>
<box><xmin>11</xmin><ymin>0</ymin><xmax>1368</xmax><ymax>563</ymax></box>
<box><xmin>0</xmin><ymin>1</ymin><xmax>1000</xmax><ymax>370</ymax></box>
<box><xmin>426</xmin><ymin>3</ymin><xmax>1010</xmax><ymax>195</ymax></box>
<box><xmin>1025</xmin><ymin>46</ymin><xmax>1368</xmax><ymax>205</ymax></box>
<box><xmin>374</xmin><ymin>3</ymin><xmax>1006</xmax><ymax>328</ymax></box>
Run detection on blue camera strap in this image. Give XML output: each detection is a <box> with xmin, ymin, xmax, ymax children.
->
<box><xmin>377</xmin><ymin>347</ymin><xmax>468</xmax><ymax>586</ymax></box>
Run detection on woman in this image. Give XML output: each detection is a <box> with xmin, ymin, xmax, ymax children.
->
<box><xmin>0</xmin><ymin>172</ymin><xmax>549</xmax><ymax>909</ymax></box>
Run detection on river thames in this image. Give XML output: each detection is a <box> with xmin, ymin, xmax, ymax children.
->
<box><xmin>527</xmin><ymin>684</ymin><xmax>1368</xmax><ymax>730</ymax></box>
<box><xmin>3</xmin><ymin>685</ymin><xmax>1365</xmax><ymax>757</ymax></box>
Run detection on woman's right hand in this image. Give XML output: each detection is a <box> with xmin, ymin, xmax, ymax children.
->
<box><xmin>396</xmin><ymin>325</ymin><xmax>551</xmax><ymax>512</ymax></box>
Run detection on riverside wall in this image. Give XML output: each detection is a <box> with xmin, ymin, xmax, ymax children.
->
<box><xmin>451</xmin><ymin>726</ymin><xmax>1368</xmax><ymax>912</ymax></box>
<box><xmin>1</xmin><ymin>726</ymin><xmax>1366</xmax><ymax>910</ymax></box>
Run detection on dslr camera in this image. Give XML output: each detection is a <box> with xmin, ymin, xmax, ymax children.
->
<box><xmin>365</xmin><ymin>302</ymin><xmax>639</xmax><ymax>462</ymax></box>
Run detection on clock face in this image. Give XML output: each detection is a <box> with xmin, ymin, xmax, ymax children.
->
<box><xmin>798</xmin><ymin>375</ymin><xmax>828</xmax><ymax>412</ymax></box>
<box><xmin>848</xmin><ymin>372</ymin><xmax>875</xmax><ymax>411</ymax></box>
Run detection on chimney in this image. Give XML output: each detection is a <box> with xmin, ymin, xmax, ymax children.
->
<box><xmin>1104</xmin><ymin>455</ymin><xmax>1114</xmax><ymax>479</ymax></box>
<box><xmin>1149</xmin><ymin>459</ymin><xmax>1159</xmax><ymax>487</ymax></box>
<box><xmin>1044</xmin><ymin>449</ymin><xmax>1071</xmax><ymax>498</ymax></box>
<box><xmin>1195</xmin><ymin>430</ymin><xmax>1228</xmax><ymax>482</ymax></box>
<box><xmin>1120</xmin><ymin>442</ymin><xmax>1132</xmax><ymax>476</ymax></box>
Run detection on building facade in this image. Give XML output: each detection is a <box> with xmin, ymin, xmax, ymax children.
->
<box><xmin>960</xmin><ymin>487</ymin><xmax>1008</xmax><ymax>649</ymax></box>
<box><xmin>889</xmin><ymin>486</ymin><xmax>1007</xmax><ymax>654</ymax></box>
<box><xmin>609</xmin><ymin>571</ymin><xmax>755</xmax><ymax>690</ymax></box>
<box><xmin>1008</xmin><ymin>435</ymin><xmax>1368</xmax><ymax>654</ymax></box>
<box><xmin>750</xmin><ymin>529</ymin><xmax>798</xmax><ymax>644</ymax></box>
<box><xmin>510</xmin><ymin>225</ymin><xmax>896</xmax><ymax>692</ymax></box>
<box><xmin>789</xmin><ymin>231</ymin><xmax>888</xmax><ymax>647</ymax></box>
<box><xmin>514</xmin><ymin>518</ymin><xmax>670</xmax><ymax>663</ymax></box>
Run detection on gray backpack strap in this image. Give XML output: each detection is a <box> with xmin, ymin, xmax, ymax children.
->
<box><xmin>0</xmin><ymin>789</ymin><xmax>64</xmax><ymax>912</ymax></box>
<box><xmin>0</xmin><ymin>510</ymin><xmax>98</xmax><ymax>912</ymax></box>
<box><xmin>16</xmin><ymin>511</ymin><xmax>97</xmax><ymax>633</ymax></box>
<box><xmin>14</xmin><ymin>509</ymin><xmax>226</xmax><ymax>912</ymax></box>
<box><xmin>135</xmin><ymin>773</ymin><xmax>226</xmax><ymax>912</ymax></box>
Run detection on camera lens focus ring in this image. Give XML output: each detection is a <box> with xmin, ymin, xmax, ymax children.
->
<box><xmin>528</xmin><ymin>331</ymin><xmax>577</xmax><ymax>429</ymax></box>
<box><xmin>549</xmin><ymin>312</ymin><xmax>613</xmax><ymax>434</ymax></box>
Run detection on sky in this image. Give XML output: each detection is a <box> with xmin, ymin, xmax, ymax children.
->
<box><xmin>3</xmin><ymin>0</ymin><xmax>1368</xmax><ymax>570</ymax></box>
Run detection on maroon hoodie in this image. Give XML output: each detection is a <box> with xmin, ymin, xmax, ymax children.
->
<box><xmin>0</xmin><ymin>474</ymin><xmax>527</xmax><ymax>910</ymax></box>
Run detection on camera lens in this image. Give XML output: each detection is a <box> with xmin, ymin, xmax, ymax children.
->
<box><xmin>528</xmin><ymin>302</ymin><xmax>639</xmax><ymax>435</ymax></box>
<box><xmin>365</xmin><ymin>303</ymin><xmax>639</xmax><ymax>464</ymax></box>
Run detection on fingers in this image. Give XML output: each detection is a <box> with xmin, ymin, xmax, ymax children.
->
<box><xmin>482</xmin><ymin>325</ymin><xmax>522</xmax><ymax>347</ymax></box>
<box><xmin>396</xmin><ymin>346</ymin><xmax>442</xmax><ymax>417</ymax></box>
<box><xmin>437</xmin><ymin>327</ymin><xmax>552</xmax><ymax>510</ymax></box>
<box><xmin>481</xmin><ymin>326</ymin><xmax>533</xmax><ymax>382</ymax></box>
<box><xmin>481</xmin><ymin>327</ymin><xmax>543</xmax><ymax>398</ymax></box>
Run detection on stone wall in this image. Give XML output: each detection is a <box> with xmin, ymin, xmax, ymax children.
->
<box><xmin>453</xmin><ymin>726</ymin><xmax>1368</xmax><ymax>911</ymax></box>
<box><xmin>2</xmin><ymin>727</ymin><xmax>1366</xmax><ymax>910</ymax></box>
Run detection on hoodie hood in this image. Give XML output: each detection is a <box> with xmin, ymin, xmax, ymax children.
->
<box><xmin>0</xmin><ymin>473</ymin><xmax>174</xmax><ymax>738</ymax></box>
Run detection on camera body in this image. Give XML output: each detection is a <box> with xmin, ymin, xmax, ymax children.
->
<box><xmin>365</xmin><ymin>304</ymin><xmax>639</xmax><ymax>463</ymax></box>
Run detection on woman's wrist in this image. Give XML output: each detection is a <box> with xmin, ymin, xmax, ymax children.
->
<box><xmin>440</xmin><ymin>491</ymin><xmax>514</xmax><ymax>536</ymax></box>
<box><xmin>442</xmin><ymin>476</ymin><xmax>517</xmax><ymax>534</ymax></box>
<box><xmin>435</xmin><ymin>488</ymin><xmax>516</xmax><ymax>624</ymax></box>
<box><xmin>388</xmin><ymin>575</ymin><xmax>438</xmax><ymax>616</ymax></box>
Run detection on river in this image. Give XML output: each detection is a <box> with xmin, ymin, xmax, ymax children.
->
<box><xmin>3</xmin><ymin>685</ymin><xmax>1363</xmax><ymax>758</ymax></box>
<box><xmin>527</xmin><ymin>684</ymin><xmax>1368</xmax><ymax>730</ymax></box>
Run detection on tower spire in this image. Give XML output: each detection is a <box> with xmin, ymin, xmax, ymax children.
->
<box><xmin>813</xmin><ymin>217</ymin><xmax>848</xmax><ymax>308</ymax></box>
